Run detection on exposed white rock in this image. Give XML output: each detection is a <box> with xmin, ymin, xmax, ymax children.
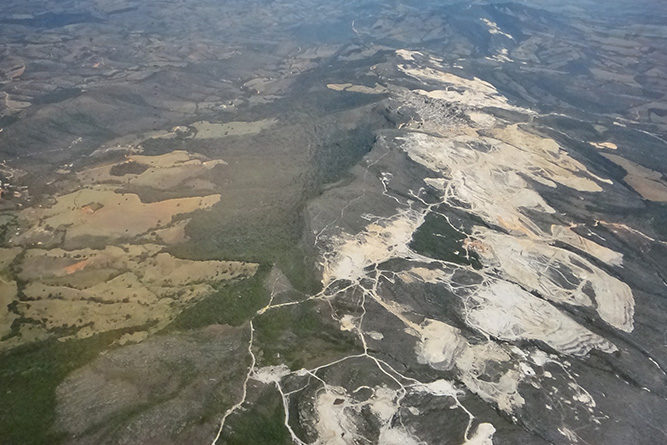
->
<box><xmin>467</xmin><ymin>280</ymin><xmax>618</xmax><ymax>355</ymax></box>
<box><xmin>463</xmin><ymin>422</ymin><xmax>496</xmax><ymax>445</ymax></box>
<box><xmin>480</xmin><ymin>18</ymin><xmax>514</xmax><ymax>40</ymax></box>
<box><xmin>252</xmin><ymin>365</ymin><xmax>291</xmax><ymax>384</ymax></box>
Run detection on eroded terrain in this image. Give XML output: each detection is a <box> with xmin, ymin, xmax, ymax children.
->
<box><xmin>1</xmin><ymin>1</ymin><xmax>666</xmax><ymax>444</ymax></box>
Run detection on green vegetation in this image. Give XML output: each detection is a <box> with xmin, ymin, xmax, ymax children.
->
<box><xmin>221</xmin><ymin>385</ymin><xmax>291</xmax><ymax>445</ymax></box>
<box><xmin>0</xmin><ymin>74</ymin><xmax>387</xmax><ymax>445</ymax></box>
<box><xmin>254</xmin><ymin>300</ymin><xmax>361</xmax><ymax>370</ymax></box>
<box><xmin>167</xmin><ymin>264</ymin><xmax>271</xmax><ymax>330</ymax></box>
<box><xmin>313</xmin><ymin>125</ymin><xmax>376</xmax><ymax>185</ymax></box>
<box><xmin>109</xmin><ymin>160</ymin><xmax>149</xmax><ymax>176</ymax></box>
<box><xmin>0</xmin><ymin>214</ymin><xmax>18</xmax><ymax>245</ymax></box>
<box><xmin>166</xmin><ymin>119</ymin><xmax>381</xmax><ymax>298</ymax></box>
<box><xmin>0</xmin><ymin>330</ymin><xmax>132</xmax><ymax>445</ymax></box>
<box><xmin>73</xmin><ymin>353</ymin><xmax>247</xmax><ymax>442</ymax></box>
<box><xmin>168</xmin><ymin>190</ymin><xmax>322</xmax><ymax>295</ymax></box>
<box><xmin>410</xmin><ymin>212</ymin><xmax>482</xmax><ymax>269</ymax></box>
